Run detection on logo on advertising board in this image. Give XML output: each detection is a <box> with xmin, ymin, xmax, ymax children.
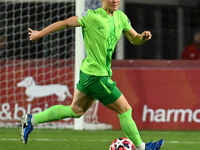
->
<box><xmin>17</xmin><ymin>76</ymin><xmax>72</xmax><ymax>102</ymax></box>
<box><xmin>0</xmin><ymin>76</ymin><xmax>73</xmax><ymax>123</ymax></box>
<box><xmin>142</xmin><ymin>105</ymin><xmax>200</xmax><ymax>123</ymax></box>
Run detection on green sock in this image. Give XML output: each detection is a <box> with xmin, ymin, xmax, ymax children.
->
<box><xmin>33</xmin><ymin>105</ymin><xmax>79</xmax><ymax>125</ymax></box>
<box><xmin>118</xmin><ymin>108</ymin><xmax>143</xmax><ymax>147</ymax></box>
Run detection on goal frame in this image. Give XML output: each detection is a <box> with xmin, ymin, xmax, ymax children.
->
<box><xmin>74</xmin><ymin>0</ymin><xmax>85</xmax><ymax>130</ymax></box>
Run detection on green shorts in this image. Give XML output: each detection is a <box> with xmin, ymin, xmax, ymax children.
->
<box><xmin>76</xmin><ymin>71</ymin><xmax>122</xmax><ymax>105</ymax></box>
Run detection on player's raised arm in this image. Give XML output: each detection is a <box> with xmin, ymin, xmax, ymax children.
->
<box><xmin>124</xmin><ymin>28</ymin><xmax>152</xmax><ymax>45</ymax></box>
<box><xmin>28</xmin><ymin>16</ymin><xmax>80</xmax><ymax>42</ymax></box>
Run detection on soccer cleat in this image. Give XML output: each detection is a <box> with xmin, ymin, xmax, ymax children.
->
<box><xmin>145</xmin><ymin>139</ymin><xmax>164</xmax><ymax>150</ymax></box>
<box><xmin>21</xmin><ymin>114</ymin><xmax>33</xmax><ymax>144</ymax></box>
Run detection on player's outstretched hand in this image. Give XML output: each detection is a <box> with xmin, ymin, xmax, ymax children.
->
<box><xmin>28</xmin><ymin>28</ymin><xmax>42</xmax><ymax>42</ymax></box>
<box><xmin>141</xmin><ymin>31</ymin><xmax>152</xmax><ymax>41</ymax></box>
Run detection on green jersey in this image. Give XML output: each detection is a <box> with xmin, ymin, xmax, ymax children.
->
<box><xmin>78</xmin><ymin>7</ymin><xmax>132</xmax><ymax>77</ymax></box>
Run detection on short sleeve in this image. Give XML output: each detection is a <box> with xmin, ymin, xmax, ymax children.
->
<box><xmin>121</xmin><ymin>12</ymin><xmax>132</xmax><ymax>32</ymax></box>
<box><xmin>78</xmin><ymin>9</ymin><xmax>93</xmax><ymax>28</ymax></box>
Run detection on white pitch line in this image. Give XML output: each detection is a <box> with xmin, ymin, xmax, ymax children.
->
<box><xmin>0</xmin><ymin>138</ymin><xmax>104</xmax><ymax>142</ymax></box>
<box><xmin>165</xmin><ymin>141</ymin><xmax>200</xmax><ymax>144</ymax></box>
<box><xmin>0</xmin><ymin>138</ymin><xmax>200</xmax><ymax>144</ymax></box>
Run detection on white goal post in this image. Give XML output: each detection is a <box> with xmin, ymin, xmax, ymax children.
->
<box><xmin>74</xmin><ymin>0</ymin><xmax>85</xmax><ymax>130</ymax></box>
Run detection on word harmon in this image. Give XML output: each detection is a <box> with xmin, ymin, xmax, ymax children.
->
<box><xmin>142</xmin><ymin>105</ymin><xmax>200</xmax><ymax>123</ymax></box>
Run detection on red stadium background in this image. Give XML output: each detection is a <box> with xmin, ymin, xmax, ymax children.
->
<box><xmin>99</xmin><ymin>60</ymin><xmax>200</xmax><ymax>130</ymax></box>
<box><xmin>0</xmin><ymin>60</ymin><xmax>200</xmax><ymax>130</ymax></box>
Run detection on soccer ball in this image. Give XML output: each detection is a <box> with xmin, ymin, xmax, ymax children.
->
<box><xmin>109</xmin><ymin>138</ymin><xmax>136</xmax><ymax>150</ymax></box>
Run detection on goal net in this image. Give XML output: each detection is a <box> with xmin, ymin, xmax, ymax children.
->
<box><xmin>0</xmin><ymin>0</ymin><xmax>112</xmax><ymax>130</ymax></box>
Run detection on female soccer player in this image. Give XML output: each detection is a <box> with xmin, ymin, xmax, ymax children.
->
<box><xmin>22</xmin><ymin>0</ymin><xmax>164</xmax><ymax>149</ymax></box>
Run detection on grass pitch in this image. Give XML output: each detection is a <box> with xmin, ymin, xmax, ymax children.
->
<box><xmin>0</xmin><ymin>128</ymin><xmax>200</xmax><ymax>150</ymax></box>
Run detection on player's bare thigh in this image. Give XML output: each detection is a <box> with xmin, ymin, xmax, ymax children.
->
<box><xmin>105</xmin><ymin>94</ymin><xmax>131</xmax><ymax>114</ymax></box>
<box><xmin>71</xmin><ymin>89</ymin><xmax>95</xmax><ymax>116</ymax></box>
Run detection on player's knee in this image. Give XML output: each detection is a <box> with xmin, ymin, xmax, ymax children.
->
<box><xmin>71</xmin><ymin>106</ymin><xmax>85</xmax><ymax>118</ymax></box>
<box><xmin>71</xmin><ymin>105</ymin><xmax>85</xmax><ymax>118</ymax></box>
<box><xmin>121</xmin><ymin>107</ymin><xmax>132</xmax><ymax>114</ymax></box>
<box><xmin>118</xmin><ymin>107</ymin><xmax>133</xmax><ymax>118</ymax></box>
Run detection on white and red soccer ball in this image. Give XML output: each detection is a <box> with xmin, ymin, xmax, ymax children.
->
<box><xmin>109</xmin><ymin>138</ymin><xmax>136</xmax><ymax>150</ymax></box>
